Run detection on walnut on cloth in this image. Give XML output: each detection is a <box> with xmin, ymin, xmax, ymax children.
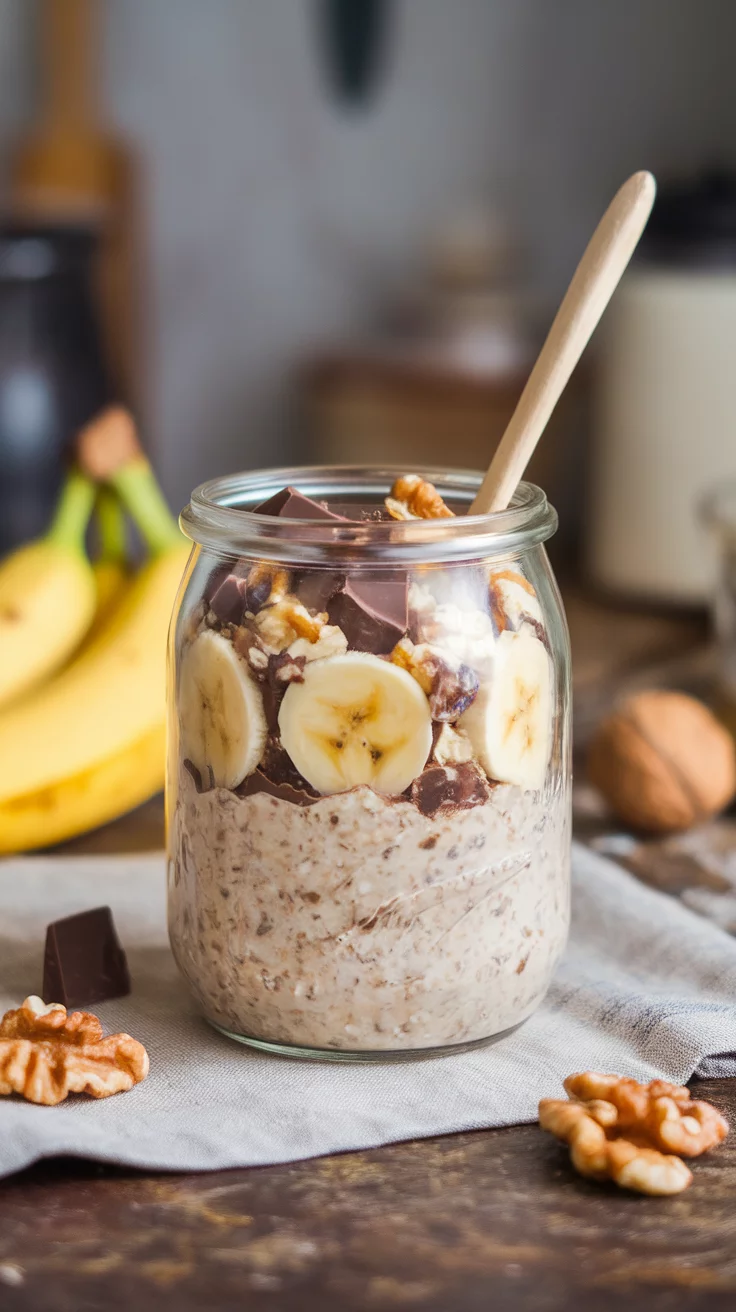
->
<box><xmin>385</xmin><ymin>475</ymin><xmax>454</xmax><ymax>521</ymax></box>
<box><xmin>539</xmin><ymin>1072</ymin><xmax>729</xmax><ymax>1196</ymax></box>
<box><xmin>0</xmin><ymin>996</ymin><xmax>149</xmax><ymax>1105</ymax></box>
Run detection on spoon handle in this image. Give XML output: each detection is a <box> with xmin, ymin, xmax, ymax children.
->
<box><xmin>469</xmin><ymin>170</ymin><xmax>656</xmax><ymax>516</ymax></box>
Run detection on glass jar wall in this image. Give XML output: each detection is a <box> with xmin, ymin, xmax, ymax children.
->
<box><xmin>167</xmin><ymin>467</ymin><xmax>571</xmax><ymax>1060</ymax></box>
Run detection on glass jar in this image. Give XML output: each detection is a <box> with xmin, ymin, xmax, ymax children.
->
<box><xmin>167</xmin><ymin>466</ymin><xmax>571</xmax><ymax>1061</ymax></box>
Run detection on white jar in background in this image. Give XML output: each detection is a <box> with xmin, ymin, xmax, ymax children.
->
<box><xmin>588</xmin><ymin>177</ymin><xmax>736</xmax><ymax>604</ymax></box>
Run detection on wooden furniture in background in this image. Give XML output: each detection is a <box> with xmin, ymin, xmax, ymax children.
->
<box><xmin>303</xmin><ymin>354</ymin><xmax>588</xmax><ymax>561</ymax></box>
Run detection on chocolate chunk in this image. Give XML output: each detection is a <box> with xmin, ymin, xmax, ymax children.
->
<box><xmin>183</xmin><ymin>757</ymin><xmax>204</xmax><ymax>791</ymax></box>
<box><xmin>328</xmin><ymin>576</ymin><xmax>408</xmax><ymax>655</ymax></box>
<box><xmin>209</xmin><ymin>571</ymin><xmax>248</xmax><ymax>626</ymax></box>
<box><xmin>293</xmin><ymin>568</ymin><xmax>345</xmax><ymax>613</ymax></box>
<box><xmin>204</xmin><ymin>560</ymin><xmax>235</xmax><ymax>607</ymax></box>
<box><xmin>255</xmin><ymin>486</ymin><xmax>348</xmax><ymax>520</ymax></box>
<box><xmin>259</xmin><ymin>736</ymin><xmax>320</xmax><ymax>798</ymax></box>
<box><xmin>411</xmin><ymin>763</ymin><xmax>492</xmax><ymax>817</ymax></box>
<box><xmin>269</xmin><ymin>649</ymin><xmax>306</xmax><ymax>687</ymax></box>
<box><xmin>237</xmin><ymin>769</ymin><xmax>320</xmax><ymax>807</ymax></box>
<box><xmin>43</xmin><ymin>907</ymin><xmax>131</xmax><ymax>1010</ymax></box>
<box><xmin>259</xmin><ymin>651</ymin><xmax>307</xmax><ymax>733</ymax></box>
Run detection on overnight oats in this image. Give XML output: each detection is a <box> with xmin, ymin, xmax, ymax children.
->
<box><xmin>167</xmin><ymin>467</ymin><xmax>571</xmax><ymax>1059</ymax></box>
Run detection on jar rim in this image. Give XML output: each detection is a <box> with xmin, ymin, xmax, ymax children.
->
<box><xmin>180</xmin><ymin>465</ymin><xmax>557</xmax><ymax>565</ymax></box>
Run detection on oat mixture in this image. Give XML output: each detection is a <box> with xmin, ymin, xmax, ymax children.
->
<box><xmin>169</xmin><ymin>770</ymin><xmax>569</xmax><ymax>1050</ymax></box>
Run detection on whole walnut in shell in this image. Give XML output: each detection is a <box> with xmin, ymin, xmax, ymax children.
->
<box><xmin>588</xmin><ymin>690</ymin><xmax>736</xmax><ymax>833</ymax></box>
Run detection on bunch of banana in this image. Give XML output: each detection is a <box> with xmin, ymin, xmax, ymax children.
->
<box><xmin>0</xmin><ymin>468</ymin><xmax>97</xmax><ymax>707</ymax></box>
<box><xmin>0</xmin><ymin>408</ymin><xmax>190</xmax><ymax>853</ymax></box>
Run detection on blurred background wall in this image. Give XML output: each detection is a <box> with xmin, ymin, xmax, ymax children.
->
<box><xmin>1</xmin><ymin>0</ymin><xmax>735</xmax><ymax>514</ymax></box>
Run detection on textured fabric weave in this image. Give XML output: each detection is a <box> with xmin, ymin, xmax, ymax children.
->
<box><xmin>1</xmin><ymin>842</ymin><xmax>735</xmax><ymax>1180</ymax></box>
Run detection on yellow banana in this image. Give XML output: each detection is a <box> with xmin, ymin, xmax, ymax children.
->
<box><xmin>92</xmin><ymin>558</ymin><xmax>129</xmax><ymax>620</ymax></box>
<box><xmin>0</xmin><ymin>541</ymin><xmax>188</xmax><ymax>805</ymax></box>
<box><xmin>0</xmin><ymin>724</ymin><xmax>165</xmax><ymax>852</ymax></box>
<box><xmin>0</xmin><ymin>419</ymin><xmax>191</xmax><ymax>853</ymax></box>
<box><xmin>0</xmin><ymin>469</ymin><xmax>96</xmax><ymax>708</ymax></box>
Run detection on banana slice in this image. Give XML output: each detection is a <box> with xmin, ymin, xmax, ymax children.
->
<box><xmin>459</xmin><ymin>628</ymin><xmax>552</xmax><ymax>790</ymax></box>
<box><xmin>179</xmin><ymin>630</ymin><xmax>267</xmax><ymax>788</ymax></box>
<box><xmin>278</xmin><ymin>652</ymin><xmax>433</xmax><ymax>795</ymax></box>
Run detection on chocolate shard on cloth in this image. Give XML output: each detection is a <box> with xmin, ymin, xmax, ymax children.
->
<box><xmin>412</xmin><ymin>763</ymin><xmax>492</xmax><ymax>817</ymax></box>
<box><xmin>328</xmin><ymin>576</ymin><xmax>408</xmax><ymax>655</ymax></box>
<box><xmin>42</xmin><ymin>907</ymin><xmax>131</xmax><ymax>1009</ymax></box>
<box><xmin>254</xmin><ymin>486</ymin><xmax>347</xmax><ymax>521</ymax></box>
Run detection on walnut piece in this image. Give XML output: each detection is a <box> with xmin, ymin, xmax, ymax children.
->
<box><xmin>288</xmin><ymin>624</ymin><xmax>347</xmax><ymax>663</ymax></box>
<box><xmin>588</xmin><ymin>691</ymin><xmax>736</xmax><ymax>834</ymax></box>
<box><xmin>391</xmin><ymin>637</ymin><xmax>479</xmax><ymax>721</ymax></box>
<box><xmin>539</xmin><ymin>1071</ymin><xmax>728</xmax><ymax>1195</ymax></box>
<box><xmin>255</xmin><ymin>597</ymin><xmax>326</xmax><ymax>651</ymax></box>
<box><xmin>385</xmin><ymin>475</ymin><xmax>453</xmax><ymax>520</ymax></box>
<box><xmin>488</xmin><ymin>569</ymin><xmax>543</xmax><ymax>634</ymax></box>
<box><xmin>564</xmin><ymin>1072</ymin><xmax>729</xmax><ymax>1157</ymax></box>
<box><xmin>0</xmin><ymin>996</ymin><xmax>149</xmax><ymax>1106</ymax></box>
<box><xmin>433</xmin><ymin>723</ymin><xmax>474</xmax><ymax>766</ymax></box>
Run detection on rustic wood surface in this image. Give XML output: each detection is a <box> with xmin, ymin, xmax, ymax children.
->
<box><xmin>1</xmin><ymin>1078</ymin><xmax>735</xmax><ymax>1312</ymax></box>
<box><xmin>2</xmin><ymin>589</ymin><xmax>733</xmax><ymax>1312</ymax></box>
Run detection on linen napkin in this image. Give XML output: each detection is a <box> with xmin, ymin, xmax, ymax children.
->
<box><xmin>1</xmin><ymin>841</ymin><xmax>735</xmax><ymax>1181</ymax></box>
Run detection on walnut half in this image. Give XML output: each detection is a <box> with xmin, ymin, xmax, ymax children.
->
<box><xmin>0</xmin><ymin>996</ymin><xmax>149</xmax><ymax>1105</ymax></box>
<box><xmin>539</xmin><ymin>1071</ymin><xmax>728</xmax><ymax>1196</ymax></box>
<box><xmin>385</xmin><ymin>475</ymin><xmax>454</xmax><ymax>520</ymax></box>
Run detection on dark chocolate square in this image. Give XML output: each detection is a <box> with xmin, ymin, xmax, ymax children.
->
<box><xmin>254</xmin><ymin>486</ymin><xmax>347</xmax><ymax>520</ymax></box>
<box><xmin>42</xmin><ymin>907</ymin><xmax>131</xmax><ymax>1010</ymax></box>
<box><xmin>328</xmin><ymin>576</ymin><xmax>408</xmax><ymax>654</ymax></box>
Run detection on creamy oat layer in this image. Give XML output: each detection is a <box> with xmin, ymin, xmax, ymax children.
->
<box><xmin>169</xmin><ymin>769</ymin><xmax>570</xmax><ymax>1052</ymax></box>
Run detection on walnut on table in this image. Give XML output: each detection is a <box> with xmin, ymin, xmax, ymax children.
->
<box><xmin>587</xmin><ymin>690</ymin><xmax>736</xmax><ymax>834</ymax></box>
<box><xmin>0</xmin><ymin>996</ymin><xmax>149</xmax><ymax>1106</ymax></box>
<box><xmin>539</xmin><ymin>1071</ymin><xmax>729</xmax><ymax>1196</ymax></box>
<box><xmin>385</xmin><ymin>475</ymin><xmax>454</xmax><ymax>521</ymax></box>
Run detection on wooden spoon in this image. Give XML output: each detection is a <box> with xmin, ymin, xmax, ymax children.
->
<box><xmin>469</xmin><ymin>171</ymin><xmax>656</xmax><ymax>515</ymax></box>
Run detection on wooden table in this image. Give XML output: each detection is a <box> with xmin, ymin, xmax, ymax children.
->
<box><xmin>4</xmin><ymin>590</ymin><xmax>735</xmax><ymax>1312</ymax></box>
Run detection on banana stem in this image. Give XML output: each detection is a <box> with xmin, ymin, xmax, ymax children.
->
<box><xmin>95</xmin><ymin>488</ymin><xmax>128</xmax><ymax>564</ymax></box>
<box><xmin>46</xmin><ymin>468</ymin><xmax>96</xmax><ymax>552</ymax></box>
<box><xmin>111</xmin><ymin>457</ymin><xmax>182</xmax><ymax>556</ymax></box>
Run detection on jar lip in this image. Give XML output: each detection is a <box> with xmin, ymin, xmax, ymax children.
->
<box><xmin>180</xmin><ymin>465</ymin><xmax>557</xmax><ymax>564</ymax></box>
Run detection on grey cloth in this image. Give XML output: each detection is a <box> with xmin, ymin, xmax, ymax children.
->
<box><xmin>1</xmin><ymin>842</ymin><xmax>735</xmax><ymax>1181</ymax></box>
